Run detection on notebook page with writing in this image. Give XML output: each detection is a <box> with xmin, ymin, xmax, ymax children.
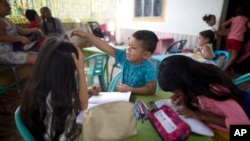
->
<box><xmin>155</xmin><ymin>99</ymin><xmax>214</xmax><ymax>137</ymax></box>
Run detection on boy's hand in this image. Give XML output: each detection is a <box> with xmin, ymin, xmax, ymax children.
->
<box><xmin>116</xmin><ymin>84</ymin><xmax>131</xmax><ymax>92</ymax></box>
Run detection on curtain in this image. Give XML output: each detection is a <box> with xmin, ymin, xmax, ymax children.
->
<box><xmin>8</xmin><ymin>0</ymin><xmax>116</xmax><ymax>24</ymax></box>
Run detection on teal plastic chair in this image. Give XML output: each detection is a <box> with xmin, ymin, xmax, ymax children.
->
<box><xmin>110</xmin><ymin>61</ymin><xmax>121</xmax><ymax>81</ymax></box>
<box><xmin>84</xmin><ymin>54</ymin><xmax>109</xmax><ymax>91</ymax></box>
<box><xmin>213</xmin><ymin>50</ymin><xmax>230</xmax><ymax>70</ymax></box>
<box><xmin>15</xmin><ymin>106</ymin><xmax>36</xmax><ymax>141</ymax></box>
<box><xmin>233</xmin><ymin>72</ymin><xmax>250</xmax><ymax>86</ymax></box>
<box><xmin>233</xmin><ymin>72</ymin><xmax>250</xmax><ymax>119</ymax></box>
<box><xmin>108</xmin><ymin>71</ymin><xmax>122</xmax><ymax>92</ymax></box>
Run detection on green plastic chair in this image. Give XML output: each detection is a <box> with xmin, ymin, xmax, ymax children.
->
<box><xmin>84</xmin><ymin>54</ymin><xmax>109</xmax><ymax>91</ymax></box>
<box><xmin>233</xmin><ymin>72</ymin><xmax>250</xmax><ymax>86</ymax></box>
<box><xmin>110</xmin><ymin>61</ymin><xmax>121</xmax><ymax>81</ymax></box>
<box><xmin>108</xmin><ymin>71</ymin><xmax>122</xmax><ymax>92</ymax></box>
<box><xmin>15</xmin><ymin>106</ymin><xmax>36</xmax><ymax>141</ymax></box>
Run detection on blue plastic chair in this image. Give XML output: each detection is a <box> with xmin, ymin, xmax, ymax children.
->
<box><xmin>15</xmin><ymin>106</ymin><xmax>36</xmax><ymax>141</ymax></box>
<box><xmin>108</xmin><ymin>71</ymin><xmax>122</xmax><ymax>92</ymax></box>
<box><xmin>165</xmin><ymin>40</ymin><xmax>187</xmax><ymax>54</ymax></box>
<box><xmin>213</xmin><ymin>50</ymin><xmax>230</xmax><ymax>70</ymax></box>
<box><xmin>84</xmin><ymin>54</ymin><xmax>109</xmax><ymax>91</ymax></box>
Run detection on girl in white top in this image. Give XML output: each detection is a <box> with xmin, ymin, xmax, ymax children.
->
<box><xmin>194</xmin><ymin>30</ymin><xmax>215</xmax><ymax>60</ymax></box>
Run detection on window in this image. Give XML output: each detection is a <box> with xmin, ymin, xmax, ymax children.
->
<box><xmin>134</xmin><ymin>0</ymin><xmax>166</xmax><ymax>22</ymax></box>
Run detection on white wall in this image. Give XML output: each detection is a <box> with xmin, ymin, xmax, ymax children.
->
<box><xmin>116</xmin><ymin>0</ymin><xmax>228</xmax><ymax>45</ymax></box>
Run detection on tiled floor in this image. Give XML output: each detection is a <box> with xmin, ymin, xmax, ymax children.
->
<box><xmin>0</xmin><ymin>56</ymin><xmax>249</xmax><ymax>141</ymax></box>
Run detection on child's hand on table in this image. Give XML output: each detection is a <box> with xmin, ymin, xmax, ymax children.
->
<box><xmin>116</xmin><ymin>84</ymin><xmax>131</xmax><ymax>92</ymax></box>
<box><xmin>88</xmin><ymin>85</ymin><xmax>100</xmax><ymax>96</ymax></box>
<box><xmin>170</xmin><ymin>93</ymin><xmax>184</xmax><ymax>106</ymax></box>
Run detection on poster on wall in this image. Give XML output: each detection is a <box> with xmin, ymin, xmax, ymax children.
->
<box><xmin>134</xmin><ymin>0</ymin><xmax>166</xmax><ymax>22</ymax></box>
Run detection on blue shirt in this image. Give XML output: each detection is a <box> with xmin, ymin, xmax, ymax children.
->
<box><xmin>115</xmin><ymin>49</ymin><xmax>156</xmax><ymax>87</ymax></box>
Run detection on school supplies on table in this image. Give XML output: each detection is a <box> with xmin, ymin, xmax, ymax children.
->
<box><xmin>154</xmin><ymin>99</ymin><xmax>214</xmax><ymax>137</ymax></box>
<box><xmin>148</xmin><ymin>105</ymin><xmax>191</xmax><ymax>141</ymax></box>
<box><xmin>76</xmin><ymin>91</ymin><xmax>131</xmax><ymax>123</ymax></box>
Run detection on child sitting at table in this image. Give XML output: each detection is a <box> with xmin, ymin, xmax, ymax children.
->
<box><xmin>158</xmin><ymin>55</ymin><xmax>250</xmax><ymax>141</ymax></box>
<box><xmin>71</xmin><ymin>29</ymin><xmax>158</xmax><ymax>95</ymax></box>
<box><xmin>193</xmin><ymin>30</ymin><xmax>216</xmax><ymax>60</ymax></box>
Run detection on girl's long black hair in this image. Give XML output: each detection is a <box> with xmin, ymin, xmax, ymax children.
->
<box><xmin>158</xmin><ymin>55</ymin><xmax>243</xmax><ymax>110</ymax></box>
<box><xmin>21</xmin><ymin>37</ymin><xmax>81</xmax><ymax>141</ymax></box>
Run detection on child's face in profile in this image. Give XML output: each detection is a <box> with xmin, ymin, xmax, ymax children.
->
<box><xmin>40</xmin><ymin>8</ymin><xmax>51</xmax><ymax>19</ymax></box>
<box><xmin>127</xmin><ymin>37</ymin><xmax>150</xmax><ymax>64</ymax></box>
<box><xmin>198</xmin><ymin>35</ymin><xmax>209</xmax><ymax>46</ymax></box>
<box><xmin>0</xmin><ymin>0</ymin><xmax>11</xmax><ymax>16</ymax></box>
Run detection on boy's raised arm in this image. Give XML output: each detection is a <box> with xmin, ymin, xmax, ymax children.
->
<box><xmin>71</xmin><ymin>29</ymin><xmax>115</xmax><ymax>57</ymax></box>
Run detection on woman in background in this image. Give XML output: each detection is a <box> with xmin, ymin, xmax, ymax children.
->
<box><xmin>40</xmin><ymin>7</ymin><xmax>68</xmax><ymax>40</ymax></box>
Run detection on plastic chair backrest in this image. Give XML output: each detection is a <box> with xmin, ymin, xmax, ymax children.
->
<box><xmin>84</xmin><ymin>54</ymin><xmax>109</xmax><ymax>76</ymax></box>
<box><xmin>213</xmin><ymin>50</ymin><xmax>230</xmax><ymax>70</ymax></box>
<box><xmin>108</xmin><ymin>71</ymin><xmax>122</xmax><ymax>92</ymax></box>
<box><xmin>233</xmin><ymin>73</ymin><xmax>250</xmax><ymax>86</ymax></box>
<box><xmin>165</xmin><ymin>40</ymin><xmax>187</xmax><ymax>54</ymax></box>
<box><xmin>15</xmin><ymin>106</ymin><xmax>36</xmax><ymax>141</ymax></box>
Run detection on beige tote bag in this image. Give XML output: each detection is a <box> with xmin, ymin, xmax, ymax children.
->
<box><xmin>83</xmin><ymin>101</ymin><xmax>137</xmax><ymax>141</ymax></box>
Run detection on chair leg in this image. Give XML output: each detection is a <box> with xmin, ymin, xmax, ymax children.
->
<box><xmin>98</xmin><ymin>75</ymin><xmax>107</xmax><ymax>91</ymax></box>
<box><xmin>11</xmin><ymin>66</ymin><xmax>21</xmax><ymax>96</ymax></box>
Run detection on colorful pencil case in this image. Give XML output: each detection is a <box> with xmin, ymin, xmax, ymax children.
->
<box><xmin>148</xmin><ymin>105</ymin><xmax>191</xmax><ymax>141</ymax></box>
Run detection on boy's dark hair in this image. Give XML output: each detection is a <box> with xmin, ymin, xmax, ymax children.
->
<box><xmin>25</xmin><ymin>9</ymin><xmax>38</xmax><ymax>21</ymax></box>
<box><xmin>202</xmin><ymin>14</ymin><xmax>215</xmax><ymax>23</ymax></box>
<box><xmin>199</xmin><ymin>30</ymin><xmax>217</xmax><ymax>50</ymax></box>
<box><xmin>132</xmin><ymin>30</ymin><xmax>158</xmax><ymax>53</ymax></box>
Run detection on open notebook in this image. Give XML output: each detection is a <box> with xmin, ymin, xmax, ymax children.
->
<box><xmin>76</xmin><ymin>91</ymin><xmax>131</xmax><ymax>123</ymax></box>
<box><xmin>154</xmin><ymin>99</ymin><xmax>214</xmax><ymax>137</ymax></box>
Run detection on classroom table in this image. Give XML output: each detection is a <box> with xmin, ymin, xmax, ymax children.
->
<box><xmin>82</xmin><ymin>45</ymin><xmax>127</xmax><ymax>84</ymax></box>
<box><xmin>124</xmin><ymin>91</ymin><xmax>212</xmax><ymax>141</ymax></box>
<box><xmin>151</xmin><ymin>53</ymin><xmax>216</xmax><ymax>91</ymax></box>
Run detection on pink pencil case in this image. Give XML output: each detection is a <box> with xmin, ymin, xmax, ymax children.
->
<box><xmin>148</xmin><ymin>105</ymin><xmax>191</xmax><ymax>141</ymax></box>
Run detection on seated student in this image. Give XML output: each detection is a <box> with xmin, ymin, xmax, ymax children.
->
<box><xmin>25</xmin><ymin>9</ymin><xmax>46</xmax><ymax>52</ymax></box>
<box><xmin>0</xmin><ymin>0</ymin><xmax>37</xmax><ymax>64</ymax></box>
<box><xmin>193</xmin><ymin>30</ymin><xmax>216</xmax><ymax>60</ymax></box>
<box><xmin>71</xmin><ymin>29</ymin><xmax>158</xmax><ymax>95</ymax></box>
<box><xmin>158</xmin><ymin>55</ymin><xmax>250</xmax><ymax>141</ymax></box>
<box><xmin>40</xmin><ymin>7</ymin><xmax>68</xmax><ymax>40</ymax></box>
<box><xmin>21</xmin><ymin>37</ymin><xmax>99</xmax><ymax>140</ymax></box>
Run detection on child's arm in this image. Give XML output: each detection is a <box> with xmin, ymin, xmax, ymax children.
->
<box><xmin>117</xmin><ymin>81</ymin><xmax>156</xmax><ymax>95</ymax></box>
<box><xmin>0</xmin><ymin>20</ymin><xmax>30</xmax><ymax>44</ymax></box>
<box><xmin>201</xmin><ymin>45</ymin><xmax>214</xmax><ymax>60</ymax></box>
<box><xmin>177</xmin><ymin>108</ymin><xmax>226</xmax><ymax>128</ymax></box>
<box><xmin>17</xmin><ymin>27</ymin><xmax>37</xmax><ymax>36</ymax></box>
<box><xmin>71</xmin><ymin>29</ymin><xmax>116</xmax><ymax>57</ymax></box>
<box><xmin>72</xmin><ymin>45</ymin><xmax>89</xmax><ymax>110</ymax></box>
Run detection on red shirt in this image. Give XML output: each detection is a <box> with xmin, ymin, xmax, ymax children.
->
<box><xmin>27</xmin><ymin>21</ymin><xmax>41</xmax><ymax>29</ymax></box>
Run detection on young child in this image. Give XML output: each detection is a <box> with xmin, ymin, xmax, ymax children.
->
<box><xmin>158</xmin><ymin>55</ymin><xmax>250</xmax><ymax>141</ymax></box>
<box><xmin>40</xmin><ymin>7</ymin><xmax>68</xmax><ymax>40</ymax></box>
<box><xmin>193</xmin><ymin>30</ymin><xmax>215</xmax><ymax>60</ymax></box>
<box><xmin>203</xmin><ymin>14</ymin><xmax>217</xmax><ymax>32</ymax></box>
<box><xmin>25</xmin><ymin>9</ymin><xmax>42</xmax><ymax>29</ymax></box>
<box><xmin>71</xmin><ymin>29</ymin><xmax>158</xmax><ymax>95</ymax></box>
<box><xmin>220</xmin><ymin>5</ymin><xmax>250</xmax><ymax>72</ymax></box>
<box><xmin>0</xmin><ymin>0</ymin><xmax>37</xmax><ymax>64</ymax></box>
<box><xmin>21</xmin><ymin>37</ymin><xmax>99</xmax><ymax>140</ymax></box>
